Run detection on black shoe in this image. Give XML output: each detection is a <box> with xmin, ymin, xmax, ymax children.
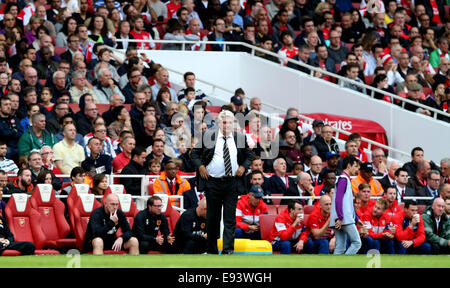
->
<box><xmin>222</xmin><ymin>250</ymin><xmax>234</xmax><ymax>255</ymax></box>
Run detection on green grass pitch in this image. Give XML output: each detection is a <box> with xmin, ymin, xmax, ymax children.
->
<box><xmin>0</xmin><ymin>254</ymin><xmax>449</xmax><ymax>268</ymax></box>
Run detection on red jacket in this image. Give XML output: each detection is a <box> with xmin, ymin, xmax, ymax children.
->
<box><xmin>392</xmin><ymin>210</ymin><xmax>425</xmax><ymax>247</ymax></box>
<box><xmin>236</xmin><ymin>194</ymin><xmax>268</xmax><ymax>232</ymax></box>
<box><xmin>385</xmin><ymin>200</ymin><xmax>401</xmax><ymax>222</ymax></box>
<box><xmin>267</xmin><ymin>208</ymin><xmax>307</xmax><ymax>243</ymax></box>
<box><xmin>361</xmin><ymin>207</ymin><xmax>391</xmax><ymax>239</ymax></box>
<box><xmin>357</xmin><ymin>199</ymin><xmax>376</xmax><ymax>217</ymax></box>
<box><xmin>306</xmin><ymin>208</ymin><xmax>334</xmax><ymax>239</ymax></box>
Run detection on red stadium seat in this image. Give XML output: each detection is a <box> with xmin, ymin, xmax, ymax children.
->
<box><xmin>267</xmin><ymin>205</ymin><xmax>278</xmax><ymax>215</ymax></box>
<box><xmin>422</xmin><ymin>87</ymin><xmax>432</xmax><ymax>97</ymax></box>
<box><xmin>71</xmin><ymin>194</ymin><xmax>102</xmax><ymax>251</ymax></box>
<box><xmin>148</xmin><ymin>181</ymin><xmax>154</xmax><ymax>195</ymax></box>
<box><xmin>277</xmin><ymin>205</ymin><xmax>287</xmax><ymax>214</ymax></box>
<box><xmin>417</xmin><ymin>205</ymin><xmax>426</xmax><ymax>215</ymax></box>
<box><xmin>102</xmin><ymin>184</ymin><xmax>126</xmax><ymax>205</ymax></box>
<box><xmin>67</xmin><ymin>184</ymin><xmax>91</xmax><ymax>231</ymax></box>
<box><xmin>303</xmin><ymin>205</ymin><xmax>315</xmax><ymax>215</ymax></box>
<box><xmin>4</xmin><ymin>194</ymin><xmax>60</xmax><ymax>255</ymax></box>
<box><xmin>260</xmin><ymin>214</ymin><xmax>277</xmax><ymax>241</ymax></box>
<box><xmin>207</xmin><ymin>106</ymin><xmax>222</xmax><ymax>114</ymax></box>
<box><xmin>365</xmin><ymin>75</ymin><xmax>374</xmax><ymax>85</ymax></box>
<box><xmin>271</xmin><ymin>194</ymin><xmax>283</xmax><ymax>205</ymax></box>
<box><xmin>160</xmin><ymin>194</ymin><xmax>180</xmax><ymax>233</ymax></box>
<box><xmin>54</xmin><ymin>46</ymin><xmax>66</xmax><ymax>54</ymax></box>
<box><xmin>101</xmin><ymin>185</ymin><xmax>139</xmax><ymax>230</ymax></box>
<box><xmin>30</xmin><ymin>184</ymin><xmax>76</xmax><ymax>250</ymax></box>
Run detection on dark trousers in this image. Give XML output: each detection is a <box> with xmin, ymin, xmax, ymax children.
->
<box><xmin>139</xmin><ymin>240</ymin><xmax>175</xmax><ymax>254</ymax></box>
<box><xmin>0</xmin><ymin>241</ymin><xmax>36</xmax><ymax>255</ymax></box>
<box><xmin>205</xmin><ymin>177</ymin><xmax>238</xmax><ymax>254</ymax></box>
<box><xmin>182</xmin><ymin>239</ymin><xmax>208</xmax><ymax>254</ymax></box>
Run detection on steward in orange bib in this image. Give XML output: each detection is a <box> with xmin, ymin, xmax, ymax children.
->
<box><xmin>153</xmin><ymin>160</ymin><xmax>191</xmax><ymax>207</ymax></box>
<box><xmin>351</xmin><ymin>162</ymin><xmax>384</xmax><ymax>196</ymax></box>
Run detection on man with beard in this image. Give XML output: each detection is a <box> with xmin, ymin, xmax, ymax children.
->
<box><xmin>4</xmin><ymin>168</ymin><xmax>34</xmax><ymax>200</ymax></box>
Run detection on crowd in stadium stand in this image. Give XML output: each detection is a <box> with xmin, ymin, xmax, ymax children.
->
<box><xmin>0</xmin><ymin>0</ymin><xmax>449</xmax><ymax>256</ymax></box>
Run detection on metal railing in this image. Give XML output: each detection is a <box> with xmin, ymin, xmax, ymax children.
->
<box><xmin>112</xmin><ymin>38</ymin><xmax>450</xmax><ymax>121</ymax></box>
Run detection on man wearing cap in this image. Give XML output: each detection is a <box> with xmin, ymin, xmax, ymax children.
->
<box><xmin>230</xmin><ymin>94</ymin><xmax>246</xmax><ymax>115</ymax></box>
<box><xmin>235</xmin><ymin>185</ymin><xmax>269</xmax><ymax>240</ymax></box>
<box><xmin>303</xmin><ymin>119</ymin><xmax>323</xmax><ymax>144</ymax></box>
<box><xmin>322</xmin><ymin>151</ymin><xmax>341</xmax><ymax>179</ymax></box>
<box><xmin>351</xmin><ymin>162</ymin><xmax>384</xmax><ymax>196</ymax></box>
<box><xmin>404</xmin><ymin>82</ymin><xmax>432</xmax><ymax>116</ymax></box>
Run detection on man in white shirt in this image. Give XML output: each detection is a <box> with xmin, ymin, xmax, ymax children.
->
<box><xmin>0</xmin><ymin>141</ymin><xmax>18</xmax><ymax>173</ymax></box>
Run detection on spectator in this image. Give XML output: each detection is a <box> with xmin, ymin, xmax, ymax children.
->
<box><xmin>55</xmin><ymin>114</ymin><xmax>86</xmax><ymax>147</ymax></box>
<box><xmin>305</xmin><ymin>195</ymin><xmax>335</xmax><ymax>254</ymax></box>
<box><xmin>4</xmin><ymin>168</ymin><xmax>34</xmax><ymax>197</ymax></box>
<box><xmin>81</xmin><ymin>137</ymin><xmax>113</xmax><ymax>176</ymax></box>
<box><xmin>267</xmin><ymin>200</ymin><xmax>307</xmax><ymax>254</ymax></box>
<box><xmin>173</xmin><ymin>197</ymin><xmax>207</xmax><ymax>254</ymax></box>
<box><xmin>153</xmin><ymin>159</ymin><xmax>191</xmax><ymax>207</ymax></box>
<box><xmin>178</xmin><ymin>72</ymin><xmax>208</xmax><ymax>102</ymax></box>
<box><xmin>327</xmin><ymin>29</ymin><xmax>349</xmax><ymax>65</ymax></box>
<box><xmin>282</xmin><ymin>171</ymin><xmax>314</xmax><ymax>206</ymax></box>
<box><xmin>18</xmin><ymin>113</ymin><xmax>57</xmax><ymax>162</ymax></box>
<box><xmin>235</xmin><ymin>185</ymin><xmax>268</xmax><ymax>240</ymax></box>
<box><xmin>312</xmin><ymin>124</ymin><xmax>339</xmax><ymax>162</ymax></box>
<box><xmin>145</xmin><ymin>139</ymin><xmax>171</xmax><ymax>171</ymax></box>
<box><xmin>330</xmin><ymin>155</ymin><xmax>362</xmax><ymax>255</ymax></box>
<box><xmin>91</xmin><ymin>173</ymin><xmax>108</xmax><ymax>201</ymax></box>
<box><xmin>46</xmin><ymin>102</ymin><xmax>69</xmax><ymax>135</ymax></box>
<box><xmin>132</xmin><ymin>195</ymin><xmax>175</xmax><ymax>254</ymax></box>
<box><xmin>85</xmin><ymin>123</ymin><xmax>117</xmax><ymax>158</ymax></box>
<box><xmin>283</xmin><ymin>130</ymin><xmax>302</xmax><ymax>164</ymax></box>
<box><xmin>107</xmin><ymin>106</ymin><xmax>133</xmax><ymax>141</ymax></box>
<box><xmin>272</xmin><ymin>9</ymin><xmax>295</xmax><ymax>41</ymax></box>
<box><xmin>360</xmin><ymin>198</ymin><xmax>395</xmax><ymax>254</ymax></box>
<box><xmin>441</xmin><ymin>158</ymin><xmax>449</xmax><ymax>184</ymax></box>
<box><xmin>379</xmin><ymin>161</ymin><xmax>400</xmax><ymax>191</ymax></box>
<box><xmin>135</xmin><ymin>114</ymin><xmax>158</xmax><ymax>150</ymax></box>
<box><xmin>120</xmin><ymin>146</ymin><xmax>148</xmax><ymax>196</ymax></box>
<box><xmin>151</xmin><ymin>68</ymin><xmax>177</xmax><ymax>103</ymax></box>
<box><xmin>93</xmin><ymin>67</ymin><xmax>125</xmax><ymax>104</ymax></box>
<box><xmin>371</xmin><ymin>148</ymin><xmax>387</xmax><ymax>177</ymax></box>
<box><xmin>26</xmin><ymin>151</ymin><xmax>60</xmax><ymax>191</ymax></box>
<box><xmin>392</xmin><ymin>200</ymin><xmax>430</xmax><ymax>255</ymax></box>
<box><xmin>414</xmin><ymin>170</ymin><xmax>441</xmax><ymax>206</ymax></box>
<box><xmin>266</xmin><ymin>157</ymin><xmax>296</xmax><ymax>197</ymax></box>
<box><xmin>310</xmin><ymin>44</ymin><xmax>337</xmax><ymax>81</ymax></box>
<box><xmin>206</xmin><ymin>18</ymin><xmax>232</xmax><ymax>52</ymax></box>
<box><xmin>52</xmin><ymin>124</ymin><xmax>86</xmax><ymax>175</ymax></box>
<box><xmin>422</xmin><ymin>197</ymin><xmax>450</xmax><ymax>254</ymax></box>
<box><xmin>69</xmin><ymin>70</ymin><xmax>96</xmax><ymax>105</ymax></box>
<box><xmin>83</xmin><ymin>193</ymin><xmax>139</xmax><ymax>254</ymax></box>
<box><xmin>392</xmin><ymin>167</ymin><xmax>414</xmax><ymax>204</ymax></box>
<box><xmin>307</xmin><ymin>155</ymin><xmax>323</xmax><ymax>187</ymax></box>
<box><xmin>75</xmin><ymin>100</ymin><xmax>99</xmax><ymax>136</ymax></box>
<box><xmin>407</xmin><ymin>160</ymin><xmax>431</xmax><ymax>193</ymax></box>
<box><xmin>316</xmin><ymin>168</ymin><xmax>337</xmax><ymax>197</ymax></box>
<box><xmin>112</xmin><ymin>136</ymin><xmax>136</xmax><ymax>173</ymax></box>
<box><xmin>351</xmin><ymin>162</ymin><xmax>384</xmax><ymax>196</ymax></box>
<box><xmin>0</xmin><ymin>140</ymin><xmax>19</xmax><ymax>173</ymax></box>
<box><xmin>277</xmin><ymin>30</ymin><xmax>298</xmax><ymax>66</ymax></box>
<box><xmin>341</xmin><ymin>63</ymin><xmax>366</xmax><ymax>94</ymax></box>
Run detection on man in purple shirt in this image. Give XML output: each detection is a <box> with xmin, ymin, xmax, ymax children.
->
<box><xmin>330</xmin><ymin>155</ymin><xmax>362</xmax><ymax>255</ymax></box>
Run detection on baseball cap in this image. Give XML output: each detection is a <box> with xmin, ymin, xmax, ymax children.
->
<box><xmin>249</xmin><ymin>185</ymin><xmax>264</xmax><ymax>198</ymax></box>
<box><xmin>326</xmin><ymin>151</ymin><xmax>340</xmax><ymax>160</ymax></box>
<box><xmin>407</xmin><ymin>82</ymin><xmax>422</xmax><ymax>92</ymax></box>
<box><xmin>230</xmin><ymin>94</ymin><xmax>243</xmax><ymax>105</ymax></box>
<box><xmin>313</xmin><ymin>119</ymin><xmax>324</xmax><ymax>127</ymax></box>
<box><xmin>360</xmin><ymin>162</ymin><xmax>374</xmax><ymax>172</ymax></box>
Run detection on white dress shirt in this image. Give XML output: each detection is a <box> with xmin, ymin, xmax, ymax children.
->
<box><xmin>206</xmin><ymin>131</ymin><xmax>238</xmax><ymax>177</ymax></box>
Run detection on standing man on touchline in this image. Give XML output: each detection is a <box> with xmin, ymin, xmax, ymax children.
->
<box><xmin>191</xmin><ymin>110</ymin><xmax>253</xmax><ymax>254</ymax></box>
<box><xmin>330</xmin><ymin>155</ymin><xmax>362</xmax><ymax>255</ymax></box>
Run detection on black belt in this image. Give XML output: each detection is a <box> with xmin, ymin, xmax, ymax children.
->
<box><xmin>210</xmin><ymin>176</ymin><xmax>234</xmax><ymax>182</ymax></box>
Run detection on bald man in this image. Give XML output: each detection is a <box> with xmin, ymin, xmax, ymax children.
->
<box><xmin>308</xmin><ymin>155</ymin><xmax>323</xmax><ymax>187</ymax></box>
<box><xmin>422</xmin><ymin>197</ymin><xmax>450</xmax><ymax>254</ymax></box>
<box><xmin>173</xmin><ymin>197</ymin><xmax>208</xmax><ymax>254</ymax></box>
<box><xmin>83</xmin><ymin>193</ymin><xmax>139</xmax><ymax>254</ymax></box>
<box><xmin>305</xmin><ymin>195</ymin><xmax>335</xmax><ymax>254</ymax></box>
<box><xmin>282</xmin><ymin>172</ymin><xmax>314</xmax><ymax>205</ymax></box>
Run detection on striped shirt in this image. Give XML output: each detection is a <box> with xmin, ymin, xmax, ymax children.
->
<box><xmin>0</xmin><ymin>158</ymin><xmax>19</xmax><ymax>173</ymax></box>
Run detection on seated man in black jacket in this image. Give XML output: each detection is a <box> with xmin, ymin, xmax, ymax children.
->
<box><xmin>173</xmin><ymin>197</ymin><xmax>208</xmax><ymax>254</ymax></box>
<box><xmin>83</xmin><ymin>193</ymin><xmax>139</xmax><ymax>254</ymax></box>
<box><xmin>132</xmin><ymin>195</ymin><xmax>175</xmax><ymax>254</ymax></box>
<box><xmin>0</xmin><ymin>214</ymin><xmax>36</xmax><ymax>256</ymax></box>
<box><xmin>120</xmin><ymin>146</ymin><xmax>148</xmax><ymax>196</ymax></box>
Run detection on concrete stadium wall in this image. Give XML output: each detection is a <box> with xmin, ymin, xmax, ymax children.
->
<box><xmin>141</xmin><ymin>50</ymin><xmax>450</xmax><ymax>163</ymax></box>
